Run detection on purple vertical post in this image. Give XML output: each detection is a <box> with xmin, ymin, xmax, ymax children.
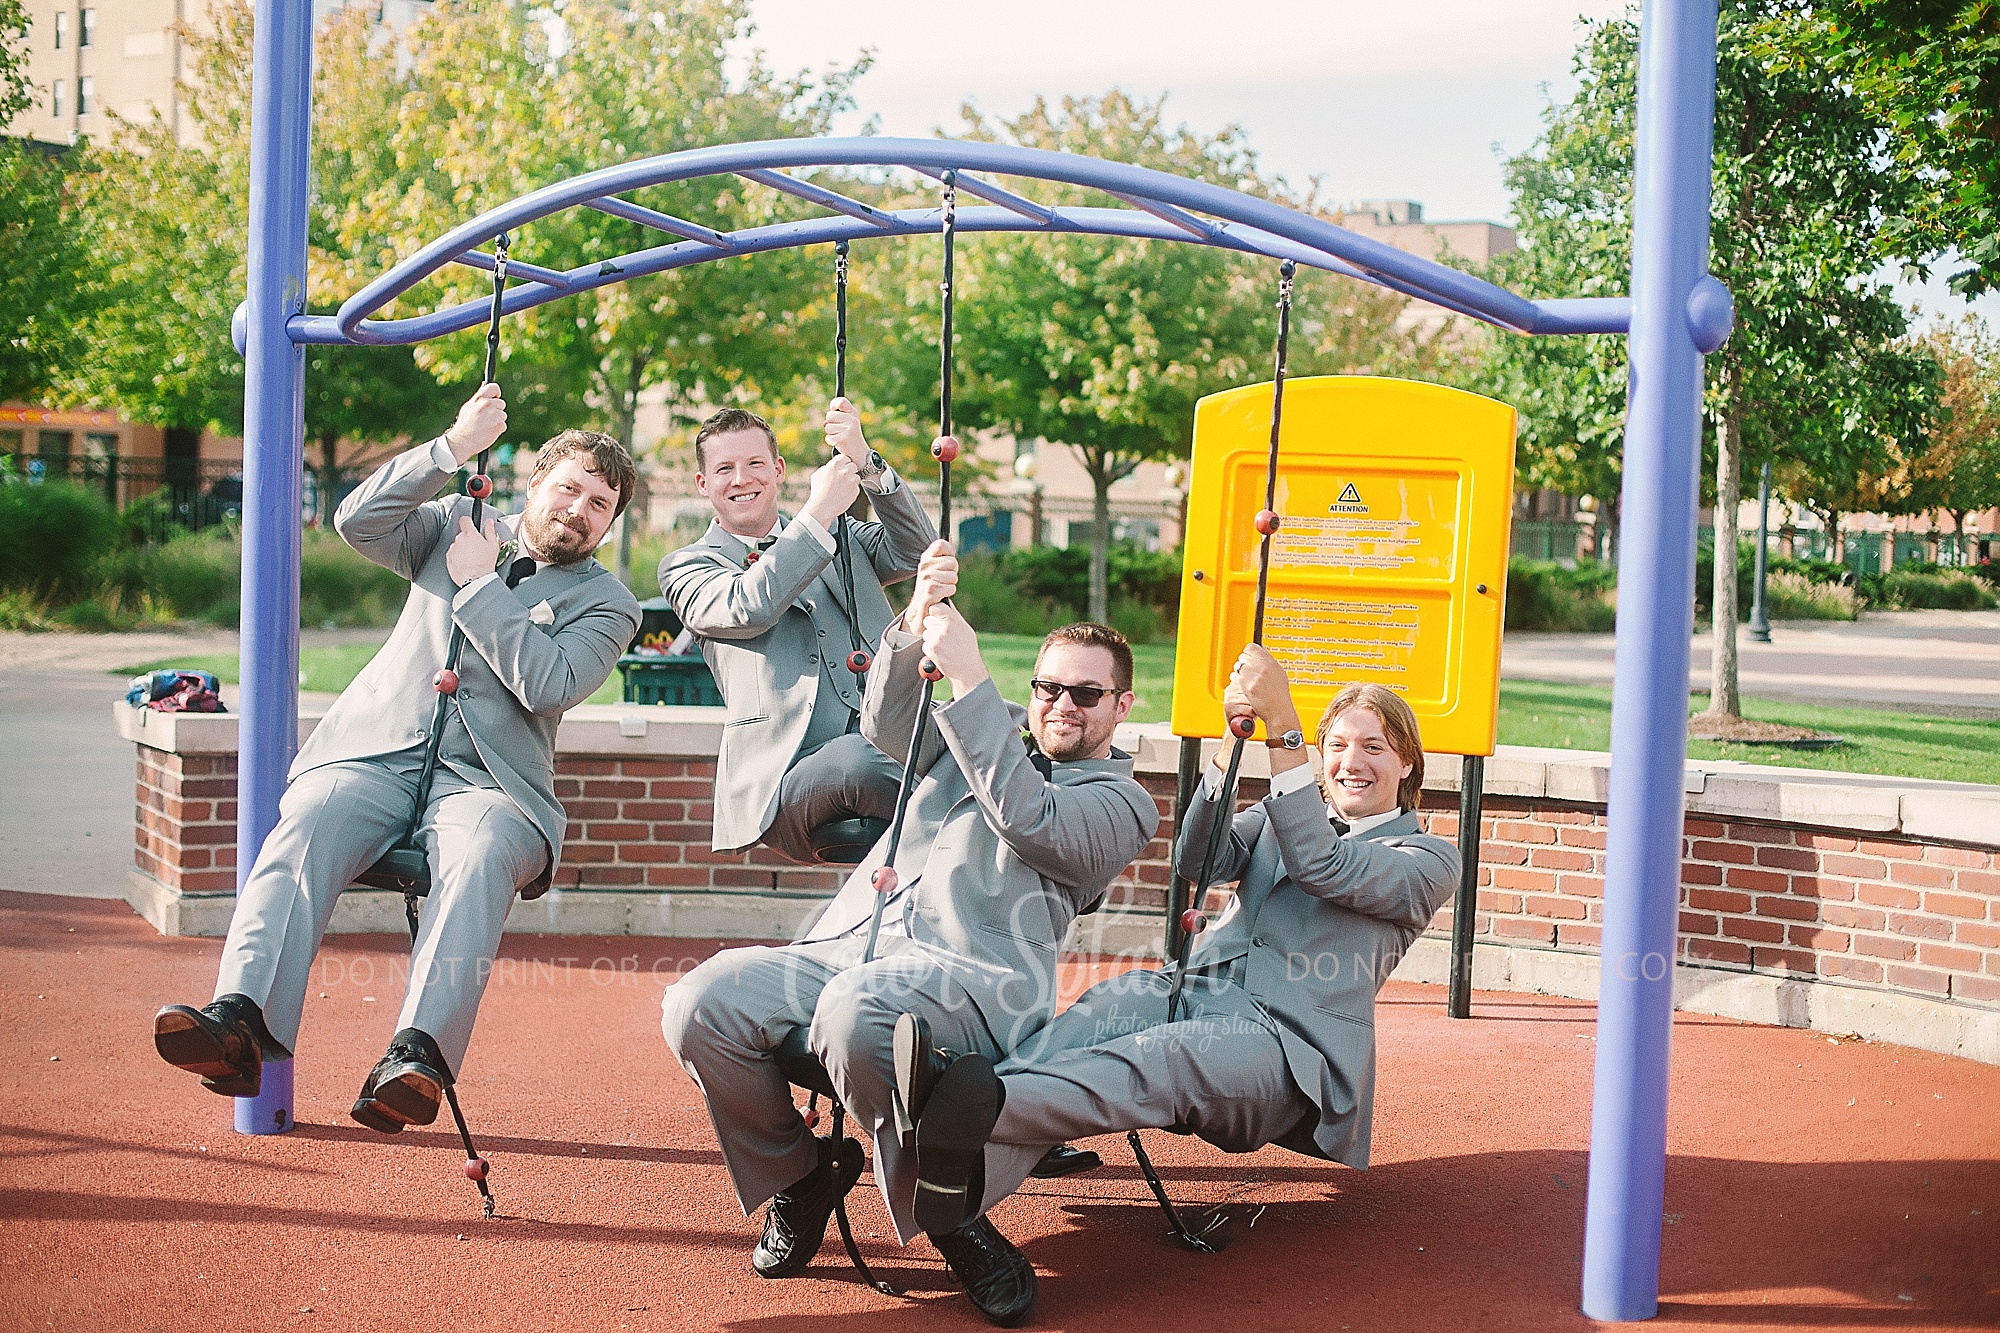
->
<box><xmin>237</xmin><ymin>0</ymin><xmax>311</xmax><ymax>882</ymax></box>
<box><xmin>1582</xmin><ymin>0</ymin><xmax>1720</xmax><ymax>1320</ymax></box>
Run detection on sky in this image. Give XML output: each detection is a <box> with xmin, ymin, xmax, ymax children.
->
<box><xmin>733</xmin><ymin>0</ymin><xmax>1999</xmax><ymax>331</ymax></box>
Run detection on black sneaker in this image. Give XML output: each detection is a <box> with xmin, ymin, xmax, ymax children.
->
<box><xmin>930</xmin><ymin>1215</ymin><xmax>1037</xmax><ymax>1327</ymax></box>
<box><xmin>153</xmin><ymin>993</ymin><xmax>286</xmax><ymax>1098</ymax></box>
<box><xmin>893</xmin><ymin>1011</ymin><xmax>954</xmax><ymax>1150</ymax></box>
<box><xmin>1029</xmin><ymin>1143</ymin><xmax>1103</xmax><ymax>1178</ymax></box>
<box><xmin>351</xmin><ymin>1028</ymin><xmax>452</xmax><ymax>1133</ymax></box>
<box><xmin>751</xmin><ymin>1135</ymin><xmax>865</xmax><ymax>1278</ymax></box>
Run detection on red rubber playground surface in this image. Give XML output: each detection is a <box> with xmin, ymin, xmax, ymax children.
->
<box><xmin>1</xmin><ymin>890</ymin><xmax>1995</xmax><ymax>1332</ymax></box>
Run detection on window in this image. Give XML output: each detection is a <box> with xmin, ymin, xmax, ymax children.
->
<box><xmin>81</xmin><ymin>8</ymin><xmax>95</xmax><ymax>47</ymax></box>
<box><xmin>38</xmin><ymin>431</ymin><xmax>74</xmax><ymax>460</ymax></box>
<box><xmin>77</xmin><ymin>76</ymin><xmax>92</xmax><ymax>116</ymax></box>
<box><xmin>51</xmin><ymin>79</ymin><xmax>64</xmax><ymax>118</ymax></box>
<box><xmin>54</xmin><ymin>11</ymin><xmax>67</xmax><ymax>48</ymax></box>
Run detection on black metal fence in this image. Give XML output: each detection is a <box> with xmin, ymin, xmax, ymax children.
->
<box><xmin>0</xmin><ymin>452</ymin><xmax>517</xmax><ymax>544</ymax></box>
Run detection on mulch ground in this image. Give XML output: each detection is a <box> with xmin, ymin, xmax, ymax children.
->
<box><xmin>1</xmin><ymin>890</ymin><xmax>1995</xmax><ymax>1332</ymax></box>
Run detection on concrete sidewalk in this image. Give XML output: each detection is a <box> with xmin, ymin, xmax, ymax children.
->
<box><xmin>1502</xmin><ymin>609</ymin><xmax>2000</xmax><ymax>718</ymax></box>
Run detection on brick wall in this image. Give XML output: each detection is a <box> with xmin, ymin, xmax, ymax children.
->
<box><xmin>130</xmin><ymin>743</ymin><xmax>1999</xmax><ymax>1020</ymax></box>
<box><xmin>1408</xmin><ymin>795</ymin><xmax>2000</xmax><ymax>1013</ymax></box>
<box><xmin>133</xmin><ymin>747</ymin><xmax>240</xmax><ymax>895</ymax></box>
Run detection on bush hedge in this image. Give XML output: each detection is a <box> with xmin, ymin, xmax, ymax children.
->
<box><xmin>1505</xmin><ymin>558</ymin><xmax>1618</xmax><ymax>632</ymax></box>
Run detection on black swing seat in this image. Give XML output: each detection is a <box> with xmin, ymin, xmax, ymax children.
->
<box><xmin>808</xmin><ymin>817</ymin><xmax>891</xmax><ymax>866</ymax></box>
<box><xmin>773</xmin><ymin>1024</ymin><xmax>837</xmax><ymax>1099</ymax></box>
<box><xmin>355</xmin><ymin>842</ymin><xmax>431</xmax><ymax>896</ymax></box>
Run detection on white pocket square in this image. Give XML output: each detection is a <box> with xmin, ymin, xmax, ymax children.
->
<box><xmin>528</xmin><ymin>600</ymin><xmax>556</xmax><ymax>626</ymax></box>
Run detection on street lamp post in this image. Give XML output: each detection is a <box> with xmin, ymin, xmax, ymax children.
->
<box><xmin>1748</xmin><ymin>459</ymin><xmax>1771</xmax><ymax>643</ymax></box>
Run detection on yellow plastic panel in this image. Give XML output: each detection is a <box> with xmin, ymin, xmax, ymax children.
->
<box><xmin>1170</xmin><ymin>376</ymin><xmax>1517</xmax><ymax>756</ymax></box>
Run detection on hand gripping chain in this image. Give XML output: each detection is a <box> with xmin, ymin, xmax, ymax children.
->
<box><xmin>1128</xmin><ymin>260</ymin><xmax>1296</xmax><ymax>1254</ymax></box>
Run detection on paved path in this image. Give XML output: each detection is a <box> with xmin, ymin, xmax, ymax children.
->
<box><xmin>0</xmin><ymin>628</ymin><xmax>372</xmax><ymax>902</ymax></box>
<box><xmin>1502</xmin><ymin>609</ymin><xmax>2000</xmax><ymax>718</ymax></box>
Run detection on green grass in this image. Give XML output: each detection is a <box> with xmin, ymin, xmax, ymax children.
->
<box><xmin>116</xmin><ymin>640</ymin><xmax>1995</xmax><ymax>785</ymax></box>
<box><xmin>115</xmin><ymin>630</ymin><xmax>1180</xmax><ymax>720</ymax></box>
<box><xmin>1500</xmin><ymin>679</ymin><xmax>2000</xmax><ymax>786</ymax></box>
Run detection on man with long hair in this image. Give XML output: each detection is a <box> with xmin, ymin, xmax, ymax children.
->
<box><xmin>888</xmin><ymin>646</ymin><xmax>1460</xmax><ymax>1319</ymax></box>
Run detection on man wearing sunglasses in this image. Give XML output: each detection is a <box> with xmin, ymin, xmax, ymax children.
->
<box><xmin>886</xmin><ymin>645</ymin><xmax>1461</xmax><ymax>1311</ymax></box>
<box><xmin>661</xmin><ymin>540</ymin><xmax>1158</xmax><ymax>1326</ymax></box>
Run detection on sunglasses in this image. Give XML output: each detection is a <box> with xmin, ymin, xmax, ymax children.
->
<box><xmin>1029</xmin><ymin>678</ymin><xmax>1118</xmax><ymax>708</ymax></box>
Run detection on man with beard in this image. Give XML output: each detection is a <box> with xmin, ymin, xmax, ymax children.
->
<box><xmin>152</xmin><ymin>383</ymin><xmax>643</xmax><ymax>1134</ymax></box>
<box><xmin>887</xmin><ymin>651</ymin><xmax>1461</xmax><ymax>1321</ymax></box>
<box><xmin>661</xmin><ymin>541</ymin><xmax>1157</xmax><ymax>1326</ymax></box>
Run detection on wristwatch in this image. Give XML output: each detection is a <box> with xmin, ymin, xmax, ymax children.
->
<box><xmin>856</xmin><ymin>449</ymin><xmax>887</xmax><ymax>483</ymax></box>
<box><xmin>1268</xmin><ymin>727</ymin><xmax>1305</xmax><ymax>750</ymax></box>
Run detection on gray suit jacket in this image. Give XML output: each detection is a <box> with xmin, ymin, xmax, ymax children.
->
<box><xmin>296</xmin><ymin>441</ymin><xmax>643</xmax><ymax>887</ymax></box>
<box><xmin>1176</xmin><ymin>784</ymin><xmax>1459</xmax><ymax>1167</ymax></box>
<box><xmin>659</xmin><ymin>473</ymin><xmax>935</xmax><ymax>851</ymax></box>
<box><xmin>799</xmin><ymin>627</ymin><xmax>1161</xmax><ymax>1050</ymax></box>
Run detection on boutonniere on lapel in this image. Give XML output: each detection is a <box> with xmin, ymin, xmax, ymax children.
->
<box><xmin>528</xmin><ymin>600</ymin><xmax>556</xmax><ymax>626</ymax></box>
<box><xmin>744</xmin><ymin>534</ymin><xmax>778</xmax><ymax>566</ymax></box>
<box><xmin>494</xmin><ymin>538</ymin><xmax>521</xmax><ymax>571</ymax></box>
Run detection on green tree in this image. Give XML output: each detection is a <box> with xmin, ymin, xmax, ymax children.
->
<box><xmin>1479</xmin><ymin>5</ymin><xmax>1939</xmax><ymax>723</ymax></box>
<box><xmin>1767</xmin><ymin>1</ymin><xmax>2000</xmax><ymax>297</ymax></box>
<box><xmin>875</xmin><ymin>91</ymin><xmax>1441</xmax><ymax>623</ymax></box>
<box><xmin>1908</xmin><ymin>320</ymin><xmax>2000</xmax><ymax>546</ymax></box>
<box><xmin>0</xmin><ymin>0</ymin><xmax>104</xmax><ymax>410</ymax></box>
<box><xmin>329</xmin><ymin>0</ymin><xmax>863</xmax><ymax>579</ymax></box>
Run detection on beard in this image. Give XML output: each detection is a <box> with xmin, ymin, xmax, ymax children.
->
<box><xmin>1030</xmin><ymin>710</ymin><xmax>1115</xmax><ymax>764</ymax></box>
<box><xmin>521</xmin><ymin>508</ymin><xmax>597</xmax><ymax>564</ymax></box>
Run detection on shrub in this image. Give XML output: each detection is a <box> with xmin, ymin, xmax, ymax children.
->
<box><xmin>1505</xmin><ymin>557</ymin><xmax>1618</xmax><ymax>632</ymax></box>
<box><xmin>0</xmin><ymin>482</ymin><xmax>123</xmax><ymax>598</ymax></box>
<box><xmin>953</xmin><ymin>551</ymin><xmax>1070</xmax><ymax>638</ymax></box>
<box><xmin>1876</xmin><ymin>569</ymin><xmax>1998</xmax><ymax>611</ymax></box>
<box><xmin>1761</xmin><ymin>569</ymin><xmax>1856</xmax><ymax>620</ymax></box>
<box><xmin>0</xmin><ymin>588</ymin><xmax>50</xmax><ymax>630</ymax></box>
<box><xmin>299</xmin><ymin>531</ymin><xmax>407</xmax><ymax>626</ymax></box>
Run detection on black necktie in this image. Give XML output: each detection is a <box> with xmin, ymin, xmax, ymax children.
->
<box><xmin>746</xmin><ymin>535</ymin><xmax>778</xmax><ymax>565</ymax></box>
<box><xmin>504</xmin><ymin>556</ymin><xmax>536</xmax><ymax>589</ymax></box>
<box><xmin>1331</xmin><ymin>817</ymin><xmax>1351</xmax><ymax>837</ymax></box>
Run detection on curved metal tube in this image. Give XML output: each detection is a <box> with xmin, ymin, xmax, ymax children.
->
<box><xmin>240</xmin><ymin>136</ymin><xmax>1634</xmax><ymax>352</ymax></box>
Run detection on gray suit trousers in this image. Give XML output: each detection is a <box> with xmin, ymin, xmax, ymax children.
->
<box><xmin>759</xmin><ymin>733</ymin><xmax>904</xmax><ymax>866</ymax></box>
<box><xmin>978</xmin><ymin>968</ymin><xmax>1316</xmax><ymax>1216</ymax></box>
<box><xmin>213</xmin><ymin>751</ymin><xmax>548</xmax><ymax>1073</ymax></box>
<box><xmin>659</xmin><ymin>936</ymin><xmax>1005</xmax><ymax>1242</ymax></box>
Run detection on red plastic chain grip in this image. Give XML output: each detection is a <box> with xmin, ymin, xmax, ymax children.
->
<box><xmin>1229</xmin><ymin>714</ymin><xmax>1257</xmax><ymax>739</ymax></box>
<box><xmin>463</xmin><ymin>1157</ymin><xmax>490</xmax><ymax>1181</ymax></box>
<box><xmin>466</xmin><ymin>474</ymin><xmax>493</xmax><ymax>500</ymax></box>
<box><xmin>433</xmin><ymin>669</ymin><xmax>460</xmax><ymax>695</ymax></box>
<box><xmin>846</xmin><ymin>649</ymin><xmax>872</xmax><ymax>674</ymax></box>
<box><xmin>1179</xmin><ymin>908</ymin><xmax>1207</xmax><ymax>936</ymax></box>
<box><xmin>870</xmin><ymin>866</ymin><xmax>900</xmax><ymax>895</ymax></box>
<box><xmin>1253</xmin><ymin>508</ymin><xmax>1281</xmax><ymax>536</ymax></box>
<box><xmin>919</xmin><ymin>659</ymin><xmax>945</xmax><ymax>682</ymax></box>
<box><xmin>930</xmin><ymin>435</ymin><xmax>961</xmax><ymax>463</ymax></box>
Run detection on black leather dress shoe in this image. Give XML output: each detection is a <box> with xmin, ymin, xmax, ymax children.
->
<box><xmin>1029</xmin><ymin>1143</ymin><xmax>1103</xmax><ymax>1178</ymax></box>
<box><xmin>893</xmin><ymin>1012</ymin><xmax>952</xmax><ymax>1149</ymax></box>
<box><xmin>752</xmin><ymin>1135</ymin><xmax>865</xmax><ymax>1278</ymax></box>
<box><xmin>912</xmin><ymin>1053</ymin><xmax>1003</xmax><ymax>1236</ymax></box>
<box><xmin>153</xmin><ymin>993</ymin><xmax>285</xmax><ymax>1098</ymax></box>
<box><xmin>930</xmin><ymin>1215</ymin><xmax>1038</xmax><ymax>1327</ymax></box>
<box><xmin>350</xmin><ymin>1028</ymin><xmax>451</xmax><ymax>1133</ymax></box>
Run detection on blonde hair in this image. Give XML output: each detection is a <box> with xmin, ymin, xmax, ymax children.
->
<box><xmin>1316</xmin><ymin>683</ymin><xmax>1425</xmax><ymax>811</ymax></box>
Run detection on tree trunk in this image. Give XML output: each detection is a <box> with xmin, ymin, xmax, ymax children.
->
<box><xmin>319</xmin><ymin>431</ymin><xmax>341</xmax><ymax>529</ymax></box>
<box><xmin>1086</xmin><ymin>449</ymin><xmax>1111</xmax><ymax>625</ymax></box>
<box><xmin>611</xmin><ymin>351</ymin><xmax>644</xmax><ymax>587</ymax></box>
<box><xmin>1707</xmin><ymin>398</ymin><xmax>1743</xmax><ymax>719</ymax></box>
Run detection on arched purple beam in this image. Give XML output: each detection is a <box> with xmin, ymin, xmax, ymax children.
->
<box><xmin>230</xmin><ymin>136</ymin><xmax>1633</xmax><ymax>352</ymax></box>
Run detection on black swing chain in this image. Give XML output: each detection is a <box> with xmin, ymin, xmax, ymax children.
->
<box><xmin>831</xmin><ymin>240</ymin><xmax>870</xmax><ymax>678</ymax></box>
<box><xmin>1129</xmin><ymin>260</ymin><xmax>1297</xmax><ymax>1257</ymax></box>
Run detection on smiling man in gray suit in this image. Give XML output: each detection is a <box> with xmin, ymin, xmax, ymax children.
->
<box><xmin>659</xmin><ymin>400</ymin><xmax>934</xmax><ymax>864</ymax></box>
<box><xmin>661</xmin><ymin>542</ymin><xmax>1158</xmax><ymax>1325</ymax></box>
<box><xmin>891</xmin><ymin>648</ymin><xmax>1460</xmax><ymax>1313</ymax></box>
<box><xmin>152</xmin><ymin>383</ymin><xmax>642</xmax><ymax>1133</ymax></box>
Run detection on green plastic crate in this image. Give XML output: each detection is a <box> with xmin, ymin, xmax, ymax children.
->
<box><xmin>618</xmin><ymin>653</ymin><xmax>724</xmax><ymax>707</ymax></box>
